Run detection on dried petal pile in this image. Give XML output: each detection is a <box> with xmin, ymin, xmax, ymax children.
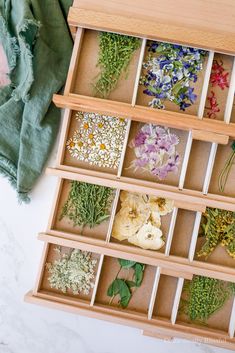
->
<box><xmin>67</xmin><ymin>112</ymin><xmax>127</xmax><ymax>169</ymax></box>
<box><xmin>46</xmin><ymin>247</ymin><xmax>97</xmax><ymax>295</ymax></box>
<box><xmin>112</xmin><ymin>191</ymin><xmax>174</xmax><ymax>250</ymax></box>
<box><xmin>140</xmin><ymin>41</ymin><xmax>206</xmax><ymax>111</ymax></box>
<box><xmin>129</xmin><ymin>124</ymin><xmax>180</xmax><ymax>180</ymax></box>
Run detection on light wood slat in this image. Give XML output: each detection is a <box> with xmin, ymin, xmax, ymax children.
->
<box><xmin>131</xmin><ymin>38</ymin><xmax>147</xmax><ymax>106</ymax></box>
<box><xmin>105</xmin><ymin>189</ymin><xmax>120</xmax><ymax>242</ymax></box>
<box><xmin>229</xmin><ymin>297</ymin><xmax>235</xmax><ymax>338</ymax></box>
<box><xmin>224</xmin><ymin>57</ymin><xmax>235</xmax><ymax>124</ymax></box>
<box><xmin>68</xmin><ymin>8</ymin><xmax>235</xmax><ymax>54</ymax></box>
<box><xmin>46</xmin><ymin>167</ymin><xmax>235</xmax><ymax>212</ymax></box>
<box><xmin>202</xmin><ymin>142</ymin><xmax>218</xmax><ymax>195</ymax></box>
<box><xmin>147</xmin><ymin>267</ymin><xmax>161</xmax><ymax>320</ymax></box>
<box><xmin>171</xmin><ymin>277</ymin><xmax>184</xmax><ymax>324</ymax></box>
<box><xmin>178</xmin><ymin>131</ymin><xmax>192</xmax><ymax>190</ymax></box>
<box><xmin>53</xmin><ymin>94</ymin><xmax>235</xmax><ymax>139</ymax></box>
<box><xmin>90</xmin><ymin>254</ymin><xmax>104</xmax><ymax>306</ymax></box>
<box><xmin>165</xmin><ymin>207</ymin><xmax>178</xmax><ymax>256</ymax></box>
<box><xmin>197</xmin><ymin>51</ymin><xmax>214</xmax><ymax>119</ymax></box>
<box><xmin>188</xmin><ymin>212</ymin><xmax>202</xmax><ymax>262</ymax></box>
<box><xmin>117</xmin><ymin>120</ymin><xmax>131</xmax><ymax>177</ymax></box>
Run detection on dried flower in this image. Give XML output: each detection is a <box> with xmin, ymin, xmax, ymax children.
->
<box><xmin>112</xmin><ymin>191</ymin><xmax>173</xmax><ymax>250</ymax></box>
<box><xmin>197</xmin><ymin>207</ymin><xmax>235</xmax><ymax>259</ymax></box>
<box><xmin>112</xmin><ymin>197</ymin><xmax>150</xmax><ymax>241</ymax></box>
<box><xmin>205</xmin><ymin>91</ymin><xmax>220</xmax><ymax>119</ymax></box>
<box><xmin>140</xmin><ymin>42</ymin><xmax>206</xmax><ymax>111</ymax></box>
<box><xmin>128</xmin><ymin>222</ymin><xmax>164</xmax><ymax>250</ymax></box>
<box><xmin>210</xmin><ymin>60</ymin><xmax>229</xmax><ymax>90</ymax></box>
<box><xmin>149</xmin><ymin>196</ymin><xmax>174</xmax><ymax>216</ymax></box>
<box><xmin>66</xmin><ymin>112</ymin><xmax>127</xmax><ymax>169</ymax></box>
<box><xmin>129</xmin><ymin>124</ymin><xmax>180</xmax><ymax>180</ymax></box>
<box><xmin>46</xmin><ymin>247</ymin><xmax>97</xmax><ymax>295</ymax></box>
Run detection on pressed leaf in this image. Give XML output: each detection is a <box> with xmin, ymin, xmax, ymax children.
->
<box><xmin>118</xmin><ymin>259</ymin><xmax>136</xmax><ymax>269</ymax></box>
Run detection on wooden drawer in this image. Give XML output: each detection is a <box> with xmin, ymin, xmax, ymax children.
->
<box><xmin>42</xmin><ymin>175</ymin><xmax>235</xmax><ymax>281</ymax></box>
<box><xmin>25</xmin><ymin>234</ymin><xmax>235</xmax><ymax>350</ymax></box>
<box><xmin>53</xmin><ymin>10</ymin><xmax>235</xmax><ymax>138</ymax></box>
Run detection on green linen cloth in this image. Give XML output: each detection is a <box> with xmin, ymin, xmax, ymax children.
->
<box><xmin>0</xmin><ymin>0</ymin><xmax>73</xmax><ymax>202</ymax></box>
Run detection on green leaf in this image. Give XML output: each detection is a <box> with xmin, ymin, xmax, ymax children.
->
<box><xmin>126</xmin><ymin>280</ymin><xmax>136</xmax><ymax>288</ymax></box>
<box><xmin>107</xmin><ymin>279</ymin><xmax>123</xmax><ymax>297</ymax></box>
<box><xmin>120</xmin><ymin>292</ymin><xmax>132</xmax><ymax>308</ymax></box>
<box><xmin>118</xmin><ymin>259</ymin><xmax>136</xmax><ymax>269</ymax></box>
<box><xmin>134</xmin><ymin>263</ymin><xmax>145</xmax><ymax>287</ymax></box>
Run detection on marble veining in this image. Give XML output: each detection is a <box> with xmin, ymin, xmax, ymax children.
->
<box><xmin>0</xmin><ymin>137</ymin><xmax>232</xmax><ymax>353</ymax></box>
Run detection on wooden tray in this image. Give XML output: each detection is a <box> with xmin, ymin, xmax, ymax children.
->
<box><xmin>26</xmin><ymin>234</ymin><xmax>235</xmax><ymax>350</ymax></box>
<box><xmin>25</xmin><ymin>4</ymin><xmax>235</xmax><ymax>350</ymax></box>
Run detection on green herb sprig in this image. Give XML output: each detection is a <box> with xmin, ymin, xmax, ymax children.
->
<box><xmin>93</xmin><ymin>32</ymin><xmax>141</xmax><ymax>98</ymax></box>
<box><xmin>60</xmin><ymin>181</ymin><xmax>113</xmax><ymax>228</ymax></box>
<box><xmin>107</xmin><ymin>259</ymin><xmax>145</xmax><ymax>308</ymax></box>
<box><xmin>218</xmin><ymin>141</ymin><xmax>235</xmax><ymax>192</ymax></box>
<box><xmin>180</xmin><ymin>276</ymin><xmax>233</xmax><ymax>323</ymax></box>
<box><xmin>197</xmin><ymin>207</ymin><xmax>235</xmax><ymax>259</ymax></box>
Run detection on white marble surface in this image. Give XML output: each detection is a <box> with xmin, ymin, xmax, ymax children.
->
<box><xmin>0</xmin><ymin>134</ymin><xmax>232</xmax><ymax>353</ymax></box>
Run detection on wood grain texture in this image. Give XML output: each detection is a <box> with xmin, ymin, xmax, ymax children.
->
<box><xmin>68</xmin><ymin>7</ymin><xmax>235</xmax><ymax>54</ymax></box>
<box><xmin>53</xmin><ymin>94</ymin><xmax>235</xmax><ymax>139</ymax></box>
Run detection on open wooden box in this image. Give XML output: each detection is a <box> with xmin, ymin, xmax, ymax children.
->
<box><xmin>26</xmin><ymin>3</ymin><xmax>235</xmax><ymax>350</ymax></box>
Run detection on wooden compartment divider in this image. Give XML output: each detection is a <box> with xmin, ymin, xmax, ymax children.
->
<box><xmin>147</xmin><ymin>267</ymin><xmax>161</xmax><ymax>320</ymax></box>
<box><xmin>170</xmin><ymin>277</ymin><xmax>184</xmax><ymax>325</ymax></box>
<box><xmin>131</xmin><ymin>38</ymin><xmax>147</xmax><ymax>106</ymax></box>
<box><xmin>229</xmin><ymin>298</ymin><xmax>235</xmax><ymax>338</ymax></box>
<box><xmin>164</xmin><ymin>207</ymin><xmax>178</xmax><ymax>256</ymax></box>
<box><xmin>225</xmin><ymin>57</ymin><xmax>235</xmax><ymax>124</ymax></box>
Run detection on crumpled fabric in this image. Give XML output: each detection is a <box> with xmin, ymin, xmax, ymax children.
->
<box><xmin>0</xmin><ymin>0</ymin><xmax>73</xmax><ymax>202</ymax></box>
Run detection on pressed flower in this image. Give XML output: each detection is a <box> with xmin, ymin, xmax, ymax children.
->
<box><xmin>205</xmin><ymin>91</ymin><xmax>220</xmax><ymax>119</ymax></box>
<box><xmin>129</xmin><ymin>124</ymin><xmax>180</xmax><ymax>180</ymax></box>
<box><xmin>112</xmin><ymin>204</ymin><xmax>150</xmax><ymax>241</ymax></box>
<box><xmin>46</xmin><ymin>247</ymin><xmax>97</xmax><ymax>295</ymax></box>
<box><xmin>149</xmin><ymin>196</ymin><xmax>174</xmax><ymax>216</ymax></box>
<box><xmin>140</xmin><ymin>41</ymin><xmax>206</xmax><ymax>111</ymax></box>
<box><xmin>210</xmin><ymin>60</ymin><xmax>229</xmax><ymax>90</ymax></box>
<box><xmin>128</xmin><ymin>222</ymin><xmax>165</xmax><ymax>250</ymax></box>
<box><xmin>66</xmin><ymin>112</ymin><xmax>127</xmax><ymax>169</ymax></box>
<box><xmin>112</xmin><ymin>191</ymin><xmax>173</xmax><ymax>250</ymax></box>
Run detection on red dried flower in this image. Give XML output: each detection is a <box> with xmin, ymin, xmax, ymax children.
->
<box><xmin>205</xmin><ymin>91</ymin><xmax>220</xmax><ymax>119</ymax></box>
<box><xmin>209</xmin><ymin>60</ymin><xmax>229</xmax><ymax>90</ymax></box>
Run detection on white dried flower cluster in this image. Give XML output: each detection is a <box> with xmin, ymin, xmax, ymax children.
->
<box><xmin>46</xmin><ymin>247</ymin><xmax>97</xmax><ymax>295</ymax></box>
<box><xmin>66</xmin><ymin>112</ymin><xmax>127</xmax><ymax>169</ymax></box>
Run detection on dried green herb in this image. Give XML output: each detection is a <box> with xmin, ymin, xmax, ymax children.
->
<box><xmin>93</xmin><ymin>32</ymin><xmax>141</xmax><ymax>98</ymax></box>
<box><xmin>197</xmin><ymin>207</ymin><xmax>235</xmax><ymax>259</ymax></box>
<box><xmin>46</xmin><ymin>247</ymin><xmax>97</xmax><ymax>295</ymax></box>
<box><xmin>107</xmin><ymin>259</ymin><xmax>145</xmax><ymax>308</ymax></box>
<box><xmin>180</xmin><ymin>276</ymin><xmax>233</xmax><ymax>323</ymax></box>
<box><xmin>218</xmin><ymin>141</ymin><xmax>235</xmax><ymax>192</ymax></box>
<box><xmin>60</xmin><ymin>181</ymin><xmax>113</xmax><ymax>228</ymax></box>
